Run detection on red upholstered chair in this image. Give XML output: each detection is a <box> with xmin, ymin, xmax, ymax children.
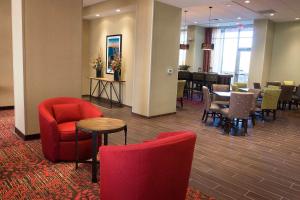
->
<box><xmin>38</xmin><ymin>97</ymin><xmax>103</xmax><ymax>162</ymax></box>
<box><xmin>100</xmin><ymin>131</ymin><xmax>197</xmax><ymax>200</ymax></box>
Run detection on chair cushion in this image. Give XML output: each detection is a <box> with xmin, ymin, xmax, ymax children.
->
<box><xmin>220</xmin><ymin>108</ymin><xmax>229</xmax><ymax>117</ymax></box>
<box><xmin>53</xmin><ymin>103</ymin><xmax>81</xmax><ymax>123</ymax></box>
<box><xmin>210</xmin><ymin>103</ymin><xmax>221</xmax><ymax>112</ymax></box>
<box><xmin>57</xmin><ymin>121</ymin><xmax>91</xmax><ymax>141</ymax></box>
<box><xmin>213</xmin><ymin>100</ymin><xmax>229</xmax><ymax>106</ymax></box>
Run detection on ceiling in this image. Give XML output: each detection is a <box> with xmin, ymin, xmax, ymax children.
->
<box><xmin>83</xmin><ymin>0</ymin><xmax>300</xmax><ymax>26</ymax></box>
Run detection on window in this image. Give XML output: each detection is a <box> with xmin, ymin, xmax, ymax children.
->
<box><xmin>211</xmin><ymin>26</ymin><xmax>253</xmax><ymax>83</ymax></box>
<box><xmin>179</xmin><ymin>30</ymin><xmax>187</xmax><ymax>65</ymax></box>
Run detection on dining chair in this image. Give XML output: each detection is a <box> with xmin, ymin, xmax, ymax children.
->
<box><xmin>212</xmin><ymin>84</ymin><xmax>230</xmax><ymax>107</ymax></box>
<box><xmin>256</xmin><ymin>88</ymin><xmax>281</xmax><ymax>120</ymax></box>
<box><xmin>253</xmin><ymin>82</ymin><xmax>261</xmax><ymax>89</ymax></box>
<box><xmin>191</xmin><ymin>72</ymin><xmax>205</xmax><ymax>100</ymax></box>
<box><xmin>292</xmin><ymin>85</ymin><xmax>300</xmax><ymax>109</ymax></box>
<box><xmin>248</xmin><ymin>89</ymin><xmax>261</xmax><ymax>126</ymax></box>
<box><xmin>231</xmin><ymin>82</ymin><xmax>247</xmax><ymax>91</ymax></box>
<box><xmin>220</xmin><ymin>92</ymin><xmax>254</xmax><ymax>135</ymax></box>
<box><xmin>178</xmin><ymin>71</ymin><xmax>192</xmax><ymax>99</ymax></box>
<box><xmin>283</xmin><ymin>80</ymin><xmax>295</xmax><ymax>86</ymax></box>
<box><xmin>266</xmin><ymin>81</ymin><xmax>281</xmax><ymax>87</ymax></box>
<box><xmin>279</xmin><ymin>85</ymin><xmax>295</xmax><ymax>110</ymax></box>
<box><xmin>202</xmin><ymin>86</ymin><xmax>221</xmax><ymax>123</ymax></box>
<box><xmin>177</xmin><ymin>80</ymin><xmax>186</xmax><ymax>108</ymax></box>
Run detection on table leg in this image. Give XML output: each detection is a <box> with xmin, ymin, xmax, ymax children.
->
<box><xmin>75</xmin><ymin>127</ymin><xmax>79</xmax><ymax>169</ymax></box>
<box><xmin>92</xmin><ymin>132</ymin><xmax>98</xmax><ymax>183</ymax></box>
<box><xmin>104</xmin><ymin>133</ymin><xmax>108</xmax><ymax>145</ymax></box>
<box><xmin>89</xmin><ymin>79</ymin><xmax>92</xmax><ymax>101</ymax></box>
<box><xmin>124</xmin><ymin>126</ymin><xmax>127</xmax><ymax>145</ymax></box>
<box><xmin>110</xmin><ymin>83</ymin><xmax>113</xmax><ymax>108</ymax></box>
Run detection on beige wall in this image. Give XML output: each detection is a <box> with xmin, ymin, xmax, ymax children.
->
<box><xmin>83</xmin><ymin>12</ymin><xmax>136</xmax><ymax>106</ymax></box>
<box><xmin>132</xmin><ymin>0</ymin><xmax>154</xmax><ymax>116</ymax></box>
<box><xmin>82</xmin><ymin>20</ymin><xmax>90</xmax><ymax>94</ymax></box>
<box><xmin>248</xmin><ymin>19</ymin><xmax>274</xmax><ymax>87</ymax></box>
<box><xmin>0</xmin><ymin>0</ymin><xmax>14</xmax><ymax>107</ymax></box>
<box><xmin>269</xmin><ymin>21</ymin><xmax>300</xmax><ymax>85</ymax></box>
<box><xmin>149</xmin><ymin>1</ymin><xmax>181</xmax><ymax>116</ymax></box>
<box><xmin>12</xmin><ymin>0</ymin><xmax>82</xmax><ymax>135</ymax></box>
<box><xmin>186</xmin><ymin>25</ymin><xmax>205</xmax><ymax>72</ymax></box>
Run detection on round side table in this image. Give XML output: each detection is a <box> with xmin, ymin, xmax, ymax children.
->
<box><xmin>75</xmin><ymin>117</ymin><xmax>127</xmax><ymax>183</ymax></box>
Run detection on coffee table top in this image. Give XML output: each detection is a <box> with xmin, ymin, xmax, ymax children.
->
<box><xmin>76</xmin><ymin>117</ymin><xmax>126</xmax><ymax>133</ymax></box>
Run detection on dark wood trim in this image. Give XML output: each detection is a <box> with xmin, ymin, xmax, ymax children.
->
<box><xmin>0</xmin><ymin>106</ymin><xmax>14</xmax><ymax>110</ymax></box>
<box><xmin>14</xmin><ymin>127</ymin><xmax>40</xmax><ymax>141</ymax></box>
<box><xmin>82</xmin><ymin>95</ymin><xmax>130</xmax><ymax>108</ymax></box>
<box><xmin>131</xmin><ymin>112</ymin><xmax>176</xmax><ymax>119</ymax></box>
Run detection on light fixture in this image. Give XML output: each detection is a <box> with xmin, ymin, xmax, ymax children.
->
<box><xmin>270</xmin><ymin>13</ymin><xmax>275</xmax><ymax>16</ymax></box>
<box><xmin>201</xmin><ymin>6</ymin><xmax>214</xmax><ymax>51</ymax></box>
<box><xmin>237</xmin><ymin>17</ymin><xmax>242</xmax><ymax>20</ymax></box>
<box><xmin>194</xmin><ymin>21</ymin><xmax>198</xmax><ymax>24</ymax></box>
<box><xmin>296</xmin><ymin>17</ymin><xmax>300</xmax><ymax>20</ymax></box>
<box><xmin>180</xmin><ymin>10</ymin><xmax>189</xmax><ymax>50</ymax></box>
<box><xmin>226</xmin><ymin>4</ymin><xmax>231</xmax><ymax>7</ymax></box>
<box><xmin>244</xmin><ymin>0</ymin><xmax>250</xmax><ymax>3</ymax></box>
<box><xmin>96</xmin><ymin>14</ymin><xmax>100</xmax><ymax>17</ymax></box>
<box><xmin>116</xmin><ymin>9</ymin><xmax>121</xmax><ymax>12</ymax></box>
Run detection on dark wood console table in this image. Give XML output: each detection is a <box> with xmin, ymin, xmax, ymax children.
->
<box><xmin>89</xmin><ymin>77</ymin><xmax>125</xmax><ymax>108</ymax></box>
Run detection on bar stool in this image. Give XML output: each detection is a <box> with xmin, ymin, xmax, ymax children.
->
<box><xmin>178</xmin><ymin>71</ymin><xmax>192</xmax><ymax>99</ymax></box>
<box><xmin>191</xmin><ymin>72</ymin><xmax>205</xmax><ymax>100</ymax></box>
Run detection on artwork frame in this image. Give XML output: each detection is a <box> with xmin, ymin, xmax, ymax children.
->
<box><xmin>106</xmin><ymin>34</ymin><xmax>122</xmax><ymax>74</ymax></box>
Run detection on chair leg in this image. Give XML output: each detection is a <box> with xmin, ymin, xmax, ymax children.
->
<box><xmin>202</xmin><ymin>110</ymin><xmax>207</xmax><ymax>121</ymax></box>
<box><xmin>273</xmin><ymin>110</ymin><xmax>277</xmax><ymax>120</ymax></box>
<box><xmin>262</xmin><ymin>110</ymin><xmax>265</xmax><ymax>121</ymax></box>
<box><xmin>180</xmin><ymin>98</ymin><xmax>183</xmax><ymax>108</ymax></box>
<box><xmin>251</xmin><ymin>114</ymin><xmax>256</xmax><ymax>126</ymax></box>
<box><xmin>243</xmin><ymin>119</ymin><xmax>248</xmax><ymax>135</ymax></box>
<box><xmin>204</xmin><ymin>111</ymin><xmax>209</xmax><ymax>123</ymax></box>
<box><xmin>224</xmin><ymin>118</ymin><xmax>231</xmax><ymax>134</ymax></box>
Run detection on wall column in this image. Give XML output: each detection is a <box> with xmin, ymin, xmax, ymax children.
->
<box><xmin>11</xmin><ymin>0</ymin><xmax>82</xmax><ymax>137</ymax></box>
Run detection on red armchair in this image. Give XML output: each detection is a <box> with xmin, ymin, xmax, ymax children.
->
<box><xmin>38</xmin><ymin>97</ymin><xmax>103</xmax><ymax>162</ymax></box>
<box><xmin>100</xmin><ymin>131</ymin><xmax>196</xmax><ymax>200</ymax></box>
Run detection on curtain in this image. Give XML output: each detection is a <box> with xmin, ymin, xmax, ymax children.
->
<box><xmin>202</xmin><ymin>28</ymin><xmax>213</xmax><ymax>72</ymax></box>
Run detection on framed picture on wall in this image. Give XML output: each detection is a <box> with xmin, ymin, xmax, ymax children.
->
<box><xmin>106</xmin><ymin>34</ymin><xmax>122</xmax><ymax>74</ymax></box>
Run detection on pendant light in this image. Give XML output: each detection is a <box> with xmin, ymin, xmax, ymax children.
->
<box><xmin>180</xmin><ymin>10</ymin><xmax>189</xmax><ymax>50</ymax></box>
<box><xmin>201</xmin><ymin>6</ymin><xmax>214</xmax><ymax>51</ymax></box>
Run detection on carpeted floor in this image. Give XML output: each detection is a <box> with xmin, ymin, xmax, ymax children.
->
<box><xmin>0</xmin><ymin>109</ymin><xmax>214</xmax><ymax>200</ymax></box>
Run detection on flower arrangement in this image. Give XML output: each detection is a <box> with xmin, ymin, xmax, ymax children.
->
<box><xmin>111</xmin><ymin>54</ymin><xmax>121</xmax><ymax>72</ymax></box>
<box><xmin>91</xmin><ymin>55</ymin><xmax>103</xmax><ymax>71</ymax></box>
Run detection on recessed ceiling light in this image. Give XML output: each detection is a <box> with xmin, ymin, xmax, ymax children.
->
<box><xmin>237</xmin><ymin>17</ymin><xmax>242</xmax><ymax>20</ymax></box>
<box><xmin>244</xmin><ymin>0</ymin><xmax>250</xmax><ymax>3</ymax></box>
<box><xmin>295</xmin><ymin>17</ymin><xmax>300</xmax><ymax>20</ymax></box>
<box><xmin>226</xmin><ymin>4</ymin><xmax>231</xmax><ymax>7</ymax></box>
<box><xmin>236</xmin><ymin>22</ymin><xmax>240</xmax><ymax>25</ymax></box>
<box><xmin>96</xmin><ymin>14</ymin><xmax>100</xmax><ymax>17</ymax></box>
<box><xmin>269</xmin><ymin>13</ymin><xmax>275</xmax><ymax>16</ymax></box>
<box><xmin>116</xmin><ymin>9</ymin><xmax>121</xmax><ymax>12</ymax></box>
<box><xmin>194</xmin><ymin>21</ymin><xmax>198</xmax><ymax>24</ymax></box>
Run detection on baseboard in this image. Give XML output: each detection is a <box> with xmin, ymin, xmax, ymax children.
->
<box><xmin>82</xmin><ymin>95</ymin><xmax>131</xmax><ymax>108</ymax></box>
<box><xmin>0</xmin><ymin>106</ymin><xmax>14</xmax><ymax>110</ymax></box>
<box><xmin>15</xmin><ymin>127</ymin><xmax>40</xmax><ymax>141</ymax></box>
<box><xmin>131</xmin><ymin>112</ymin><xmax>176</xmax><ymax>119</ymax></box>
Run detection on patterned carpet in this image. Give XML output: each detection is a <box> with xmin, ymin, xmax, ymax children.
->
<box><xmin>0</xmin><ymin>110</ymin><xmax>215</xmax><ymax>200</ymax></box>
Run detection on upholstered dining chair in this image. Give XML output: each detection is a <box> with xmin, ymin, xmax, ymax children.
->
<box><xmin>221</xmin><ymin>92</ymin><xmax>254</xmax><ymax>135</ymax></box>
<box><xmin>231</xmin><ymin>82</ymin><xmax>247</xmax><ymax>91</ymax></box>
<box><xmin>248</xmin><ymin>89</ymin><xmax>261</xmax><ymax>126</ymax></box>
<box><xmin>279</xmin><ymin>85</ymin><xmax>295</xmax><ymax>110</ymax></box>
<box><xmin>266</xmin><ymin>81</ymin><xmax>281</xmax><ymax>87</ymax></box>
<box><xmin>292</xmin><ymin>85</ymin><xmax>300</xmax><ymax>109</ymax></box>
<box><xmin>191</xmin><ymin>72</ymin><xmax>205</xmax><ymax>100</ymax></box>
<box><xmin>256</xmin><ymin>88</ymin><xmax>281</xmax><ymax>120</ymax></box>
<box><xmin>212</xmin><ymin>84</ymin><xmax>230</xmax><ymax>107</ymax></box>
<box><xmin>177</xmin><ymin>80</ymin><xmax>186</xmax><ymax>108</ymax></box>
<box><xmin>38</xmin><ymin>97</ymin><xmax>103</xmax><ymax>162</ymax></box>
<box><xmin>253</xmin><ymin>82</ymin><xmax>261</xmax><ymax>89</ymax></box>
<box><xmin>202</xmin><ymin>86</ymin><xmax>221</xmax><ymax>123</ymax></box>
<box><xmin>99</xmin><ymin>131</ymin><xmax>197</xmax><ymax>200</ymax></box>
<box><xmin>283</xmin><ymin>80</ymin><xmax>295</xmax><ymax>86</ymax></box>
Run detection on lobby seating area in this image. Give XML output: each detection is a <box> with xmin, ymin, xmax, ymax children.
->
<box><xmin>1</xmin><ymin>0</ymin><xmax>300</xmax><ymax>200</ymax></box>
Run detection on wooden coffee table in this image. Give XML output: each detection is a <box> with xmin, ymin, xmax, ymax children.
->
<box><xmin>75</xmin><ymin>117</ymin><xmax>127</xmax><ymax>183</ymax></box>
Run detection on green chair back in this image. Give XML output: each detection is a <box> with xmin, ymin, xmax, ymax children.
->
<box><xmin>283</xmin><ymin>81</ymin><xmax>295</xmax><ymax>86</ymax></box>
<box><xmin>261</xmin><ymin>89</ymin><xmax>281</xmax><ymax>110</ymax></box>
<box><xmin>177</xmin><ymin>80</ymin><xmax>186</xmax><ymax>98</ymax></box>
<box><xmin>231</xmin><ymin>82</ymin><xmax>247</xmax><ymax>91</ymax></box>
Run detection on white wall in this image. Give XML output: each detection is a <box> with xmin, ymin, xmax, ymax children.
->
<box><xmin>11</xmin><ymin>0</ymin><xmax>26</xmax><ymax>133</ymax></box>
<box><xmin>84</xmin><ymin>11</ymin><xmax>136</xmax><ymax>106</ymax></box>
<box><xmin>269</xmin><ymin>21</ymin><xmax>300</xmax><ymax>85</ymax></box>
